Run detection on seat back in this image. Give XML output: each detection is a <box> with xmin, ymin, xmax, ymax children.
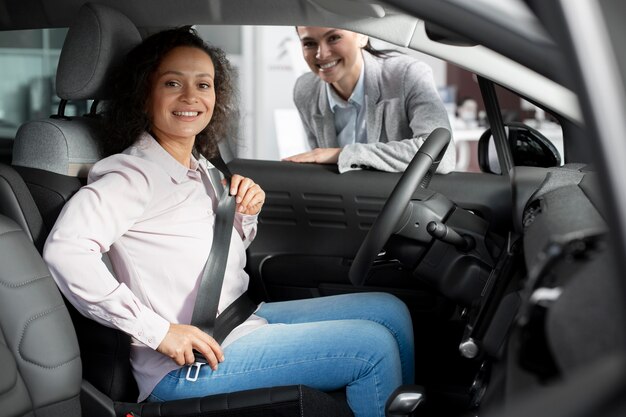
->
<box><xmin>11</xmin><ymin>2</ymin><xmax>143</xmax><ymax>403</ymax></box>
<box><xmin>0</xmin><ymin>163</ymin><xmax>47</xmax><ymax>251</ymax></box>
<box><xmin>12</xmin><ymin>1</ymin><xmax>141</xmax><ymax>233</ymax></box>
<box><xmin>0</xmin><ymin>213</ymin><xmax>82</xmax><ymax>417</ymax></box>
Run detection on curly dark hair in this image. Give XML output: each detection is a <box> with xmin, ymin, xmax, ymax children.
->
<box><xmin>101</xmin><ymin>26</ymin><xmax>236</xmax><ymax>159</ymax></box>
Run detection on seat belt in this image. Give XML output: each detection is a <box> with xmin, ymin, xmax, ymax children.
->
<box><xmin>190</xmin><ymin>153</ymin><xmax>257</xmax><ymax>364</ymax></box>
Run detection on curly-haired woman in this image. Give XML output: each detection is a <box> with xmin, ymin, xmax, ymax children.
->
<box><xmin>44</xmin><ymin>26</ymin><xmax>414</xmax><ymax>417</ymax></box>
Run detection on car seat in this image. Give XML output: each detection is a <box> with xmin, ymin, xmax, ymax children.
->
<box><xmin>9</xmin><ymin>3</ymin><xmax>352</xmax><ymax>416</ymax></box>
<box><xmin>0</xmin><ymin>164</ymin><xmax>47</xmax><ymax>251</ymax></box>
<box><xmin>0</xmin><ymin>170</ymin><xmax>81</xmax><ymax>417</ymax></box>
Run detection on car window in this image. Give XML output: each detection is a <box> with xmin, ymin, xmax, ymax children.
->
<box><xmin>0</xmin><ymin>28</ymin><xmax>92</xmax><ymax>141</ymax></box>
<box><xmin>200</xmin><ymin>26</ymin><xmax>563</xmax><ymax>173</ymax></box>
<box><xmin>0</xmin><ymin>26</ymin><xmax>563</xmax><ymax>173</ymax></box>
<box><xmin>197</xmin><ymin>26</ymin><xmax>467</xmax><ymax>169</ymax></box>
<box><xmin>447</xmin><ymin>63</ymin><xmax>563</xmax><ymax>172</ymax></box>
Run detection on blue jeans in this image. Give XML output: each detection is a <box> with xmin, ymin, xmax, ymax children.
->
<box><xmin>148</xmin><ymin>292</ymin><xmax>415</xmax><ymax>417</ymax></box>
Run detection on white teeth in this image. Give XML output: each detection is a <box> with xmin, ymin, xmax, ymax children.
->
<box><xmin>173</xmin><ymin>111</ymin><xmax>199</xmax><ymax>117</ymax></box>
<box><xmin>319</xmin><ymin>60</ymin><xmax>338</xmax><ymax>70</ymax></box>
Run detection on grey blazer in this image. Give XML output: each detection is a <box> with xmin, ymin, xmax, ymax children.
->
<box><xmin>293</xmin><ymin>52</ymin><xmax>456</xmax><ymax>173</ymax></box>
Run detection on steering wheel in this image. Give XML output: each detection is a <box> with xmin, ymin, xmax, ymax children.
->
<box><xmin>349</xmin><ymin>127</ymin><xmax>452</xmax><ymax>286</ymax></box>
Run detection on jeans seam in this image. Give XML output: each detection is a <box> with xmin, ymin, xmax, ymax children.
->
<box><xmin>173</xmin><ymin>355</ymin><xmax>378</xmax><ymax>380</ymax></box>
<box><xmin>374</xmin><ymin>367</ymin><xmax>383</xmax><ymax>417</ymax></box>
<box><xmin>369</xmin><ymin>318</ymin><xmax>405</xmax><ymax>359</ymax></box>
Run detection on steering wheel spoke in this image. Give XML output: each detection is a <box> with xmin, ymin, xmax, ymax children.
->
<box><xmin>349</xmin><ymin>128</ymin><xmax>452</xmax><ymax>286</ymax></box>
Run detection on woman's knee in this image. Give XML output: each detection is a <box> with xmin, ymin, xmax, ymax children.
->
<box><xmin>346</xmin><ymin>321</ymin><xmax>403</xmax><ymax>405</ymax></box>
<box><xmin>359</xmin><ymin>292</ymin><xmax>412</xmax><ymax>323</ymax></box>
<box><xmin>372</xmin><ymin>292</ymin><xmax>407</xmax><ymax>308</ymax></box>
<box><xmin>351</xmin><ymin>320</ymin><xmax>401</xmax><ymax>365</ymax></box>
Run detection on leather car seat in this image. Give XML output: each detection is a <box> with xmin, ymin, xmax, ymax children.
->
<box><xmin>0</xmin><ymin>211</ymin><xmax>82</xmax><ymax>417</ymax></box>
<box><xmin>0</xmin><ymin>163</ymin><xmax>47</xmax><ymax>251</ymax></box>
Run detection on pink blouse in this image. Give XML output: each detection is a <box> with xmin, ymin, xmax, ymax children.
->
<box><xmin>44</xmin><ymin>133</ymin><xmax>267</xmax><ymax>401</ymax></box>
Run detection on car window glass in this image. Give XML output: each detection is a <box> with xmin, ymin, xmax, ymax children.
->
<box><xmin>447</xmin><ymin>62</ymin><xmax>563</xmax><ymax>172</ymax></box>
<box><xmin>195</xmin><ymin>26</ymin><xmax>469</xmax><ymax>170</ymax></box>
<box><xmin>0</xmin><ymin>28</ymin><xmax>87</xmax><ymax>141</ymax></box>
<box><xmin>0</xmin><ymin>26</ymin><xmax>562</xmax><ymax>173</ymax></box>
<box><xmin>206</xmin><ymin>26</ymin><xmax>563</xmax><ymax>173</ymax></box>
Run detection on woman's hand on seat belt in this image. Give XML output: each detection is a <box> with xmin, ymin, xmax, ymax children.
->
<box><xmin>157</xmin><ymin>323</ymin><xmax>224</xmax><ymax>370</ymax></box>
<box><xmin>228</xmin><ymin>174</ymin><xmax>266</xmax><ymax>215</ymax></box>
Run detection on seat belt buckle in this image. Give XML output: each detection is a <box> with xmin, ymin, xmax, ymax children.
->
<box><xmin>185</xmin><ymin>362</ymin><xmax>204</xmax><ymax>382</ymax></box>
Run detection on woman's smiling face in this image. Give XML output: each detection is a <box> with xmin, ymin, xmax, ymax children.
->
<box><xmin>147</xmin><ymin>46</ymin><xmax>216</xmax><ymax>146</ymax></box>
<box><xmin>296</xmin><ymin>27</ymin><xmax>367</xmax><ymax>99</ymax></box>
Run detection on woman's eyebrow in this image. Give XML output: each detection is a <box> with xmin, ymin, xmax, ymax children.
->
<box><xmin>158</xmin><ymin>70</ymin><xmax>214</xmax><ymax>79</ymax></box>
<box><xmin>300</xmin><ymin>29</ymin><xmax>338</xmax><ymax>42</ymax></box>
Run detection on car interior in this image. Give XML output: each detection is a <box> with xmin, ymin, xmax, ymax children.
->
<box><xmin>1</xmin><ymin>1</ymin><xmax>626</xmax><ymax>417</ymax></box>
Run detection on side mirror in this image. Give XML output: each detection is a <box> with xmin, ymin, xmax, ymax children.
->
<box><xmin>477</xmin><ymin>122</ymin><xmax>561</xmax><ymax>174</ymax></box>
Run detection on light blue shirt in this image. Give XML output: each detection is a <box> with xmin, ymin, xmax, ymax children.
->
<box><xmin>326</xmin><ymin>62</ymin><xmax>367</xmax><ymax>147</ymax></box>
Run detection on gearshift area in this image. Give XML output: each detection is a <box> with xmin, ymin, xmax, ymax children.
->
<box><xmin>385</xmin><ymin>385</ymin><xmax>425</xmax><ymax>417</ymax></box>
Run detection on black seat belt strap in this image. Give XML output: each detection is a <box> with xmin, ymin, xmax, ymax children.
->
<box><xmin>191</xmin><ymin>157</ymin><xmax>234</xmax><ymax>327</ymax></box>
<box><xmin>213</xmin><ymin>293</ymin><xmax>257</xmax><ymax>344</ymax></box>
<box><xmin>209</xmin><ymin>153</ymin><xmax>233</xmax><ymax>181</ymax></box>
<box><xmin>190</xmin><ymin>153</ymin><xmax>239</xmax><ymax>362</ymax></box>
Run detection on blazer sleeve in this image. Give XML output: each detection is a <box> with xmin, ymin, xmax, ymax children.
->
<box><xmin>338</xmin><ymin>60</ymin><xmax>456</xmax><ymax>174</ymax></box>
<box><xmin>293</xmin><ymin>74</ymin><xmax>320</xmax><ymax>150</ymax></box>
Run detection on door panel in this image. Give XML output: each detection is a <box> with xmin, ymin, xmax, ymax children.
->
<box><xmin>230</xmin><ymin>159</ymin><xmax>513</xmax><ymax>308</ymax></box>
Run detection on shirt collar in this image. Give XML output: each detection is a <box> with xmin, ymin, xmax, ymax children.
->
<box><xmin>326</xmin><ymin>56</ymin><xmax>366</xmax><ymax>113</ymax></box>
<box><xmin>131</xmin><ymin>132</ymin><xmax>201</xmax><ymax>183</ymax></box>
